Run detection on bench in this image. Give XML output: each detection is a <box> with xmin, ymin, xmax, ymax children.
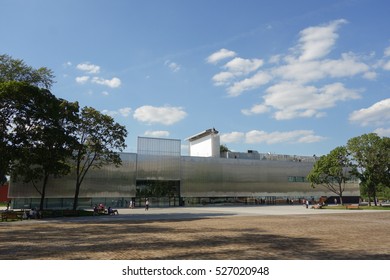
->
<box><xmin>1</xmin><ymin>211</ymin><xmax>24</xmax><ymax>221</ymax></box>
<box><xmin>346</xmin><ymin>204</ymin><xmax>360</xmax><ymax>209</ymax></box>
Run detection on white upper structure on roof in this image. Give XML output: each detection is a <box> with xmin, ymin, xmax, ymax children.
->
<box><xmin>186</xmin><ymin>128</ymin><xmax>220</xmax><ymax>157</ymax></box>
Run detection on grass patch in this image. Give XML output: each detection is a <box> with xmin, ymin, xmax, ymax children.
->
<box><xmin>322</xmin><ymin>205</ymin><xmax>390</xmax><ymax>210</ymax></box>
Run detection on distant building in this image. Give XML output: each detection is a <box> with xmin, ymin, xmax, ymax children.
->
<box><xmin>8</xmin><ymin>129</ymin><xmax>360</xmax><ymax>209</ymax></box>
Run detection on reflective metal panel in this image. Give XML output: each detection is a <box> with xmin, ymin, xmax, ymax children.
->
<box><xmin>137</xmin><ymin>137</ymin><xmax>181</xmax><ymax>180</ymax></box>
<box><xmin>9</xmin><ymin>153</ymin><xmax>137</xmax><ymax>198</ymax></box>
<box><xmin>181</xmin><ymin>156</ymin><xmax>359</xmax><ymax>197</ymax></box>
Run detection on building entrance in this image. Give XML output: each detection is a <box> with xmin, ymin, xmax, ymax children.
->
<box><xmin>135</xmin><ymin>179</ymin><xmax>181</xmax><ymax>207</ymax></box>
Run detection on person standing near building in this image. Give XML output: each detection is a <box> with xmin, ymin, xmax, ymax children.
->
<box><xmin>145</xmin><ymin>198</ymin><xmax>149</xmax><ymax>211</ymax></box>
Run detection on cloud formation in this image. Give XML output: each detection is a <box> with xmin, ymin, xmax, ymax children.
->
<box><xmin>74</xmin><ymin>62</ymin><xmax>121</xmax><ymax>88</ymax></box>
<box><xmin>133</xmin><ymin>105</ymin><xmax>187</xmax><ymax>125</ymax></box>
<box><xmin>165</xmin><ymin>60</ymin><xmax>181</xmax><ymax>72</ymax></box>
<box><xmin>91</xmin><ymin>77</ymin><xmax>121</xmax><ymax>88</ymax></box>
<box><xmin>144</xmin><ymin>130</ymin><xmax>170</xmax><ymax>138</ymax></box>
<box><xmin>221</xmin><ymin>130</ymin><xmax>325</xmax><ymax>145</ymax></box>
<box><xmin>102</xmin><ymin>107</ymin><xmax>131</xmax><ymax>118</ymax></box>
<box><xmin>349</xmin><ymin>98</ymin><xmax>390</xmax><ymax>126</ymax></box>
<box><xmin>76</xmin><ymin>63</ymin><xmax>100</xmax><ymax>74</ymax></box>
<box><xmin>207</xmin><ymin>19</ymin><xmax>375</xmax><ymax>120</ymax></box>
<box><xmin>206</xmin><ymin>48</ymin><xmax>237</xmax><ymax>64</ymax></box>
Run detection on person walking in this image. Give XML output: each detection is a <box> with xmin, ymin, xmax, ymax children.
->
<box><xmin>145</xmin><ymin>198</ymin><xmax>149</xmax><ymax>211</ymax></box>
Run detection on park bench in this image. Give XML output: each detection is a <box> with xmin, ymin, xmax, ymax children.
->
<box><xmin>345</xmin><ymin>204</ymin><xmax>360</xmax><ymax>210</ymax></box>
<box><xmin>1</xmin><ymin>211</ymin><xmax>24</xmax><ymax>221</ymax></box>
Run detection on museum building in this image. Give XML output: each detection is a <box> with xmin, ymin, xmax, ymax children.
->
<box><xmin>8</xmin><ymin>128</ymin><xmax>360</xmax><ymax>209</ymax></box>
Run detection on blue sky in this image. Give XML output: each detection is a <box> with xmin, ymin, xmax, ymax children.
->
<box><xmin>1</xmin><ymin>0</ymin><xmax>390</xmax><ymax>156</ymax></box>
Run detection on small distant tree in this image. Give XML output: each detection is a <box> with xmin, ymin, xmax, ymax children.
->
<box><xmin>220</xmin><ymin>144</ymin><xmax>230</xmax><ymax>153</ymax></box>
<box><xmin>72</xmin><ymin>107</ymin><xmax>127</xmax><ymax>210</ymax></box>
<box><xmin>307</xmin><ymin>146</ymin><xmax>352</xmax><ymax>205</ymax></box>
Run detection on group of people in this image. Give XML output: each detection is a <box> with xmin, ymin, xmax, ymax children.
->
<box><xmin>22</xmin><ymin>208</ymin><xmax>40</xmax><ymax>219</ymax></box>
<box><xmin>93</xmin><ymin>203</ymin><xmax>119</xmax><ymax>215</ymax></box>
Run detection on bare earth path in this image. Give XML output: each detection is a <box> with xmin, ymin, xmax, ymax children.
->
<box><xmin>0</xmin><ymin>206</ymin><xmax>389</xmax><ymax>260</ymax></box>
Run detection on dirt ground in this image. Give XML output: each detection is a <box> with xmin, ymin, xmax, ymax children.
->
<box><xmin>0</xmin><ymin>211</ymin><xmax>389</xmax><ymax>260</ymax></box>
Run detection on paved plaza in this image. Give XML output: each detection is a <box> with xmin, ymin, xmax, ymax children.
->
<box><xmin>0</xmin><ymin>205</ymin><xmax>389</xmax><ymax>259</ymax></box>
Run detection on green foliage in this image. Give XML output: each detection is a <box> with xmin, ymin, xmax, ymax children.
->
<box><xmin>220</xmin><ymin>144</ymin><xmax>230</xmax><ymax>153</ymax></box>
<box><xmin>1</xmin><ymin>82</ymin><xmax>79</xmax><ymax>210</ymax></box>
<box><xmin>0</xmin><ymin>54</ymin><xmax>55</xmax><ymax>89</ymax></box>
<box><xmin>347</xmin><ymin>133</ymin><xmax>390</xmax><ymax>206</ymax></box>
<box><xmin>307</xmin><ymin>146</ymin><xmax>352</xmax><ymax>204</ymax></box>
<box><xmin>72</xmin><ymin>106</ymin><xmax>128</xmax><ymax>210</ymax></box>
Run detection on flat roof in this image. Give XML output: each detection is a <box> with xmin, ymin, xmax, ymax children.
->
<box><xmin>185</xmin><ymin>128</ymin><xmax>219</xmax><ymax>142</ymax></box>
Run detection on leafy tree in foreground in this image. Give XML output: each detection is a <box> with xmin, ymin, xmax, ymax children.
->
<box><xmin>307</xmin><ymin>146</ymin><xmax>352</xmax><ymax>205</ymax></box>
<box><xmin>0</xmin><ymin>54</ymin><xmax>56</xmax><ymax>182</ymax></box>
<box><xmin>347</xmin><ymin>133</ymin><xmax>390</xmax><ymax>206</ymax></box>
<box><xmin>1</xmin><ymin>82</ymin><xmax>79</xmax><ymax>210</ymax></box>
<box><xmin>72</xmin><ymin>107</ymin><xmax>127</xmax><ymax>210</ymax></box>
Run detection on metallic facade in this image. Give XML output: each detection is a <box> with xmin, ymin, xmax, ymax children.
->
<box><xmin>9</xmin><ymin>137</ymin><xmax>360</xmax><ymax>208</ymax></box>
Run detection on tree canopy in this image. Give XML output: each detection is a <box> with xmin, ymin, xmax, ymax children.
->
<box><xmin>1</xmin><ymin>54</ymin><xmax>128</xmax><ymax>210</ymax></box>
<box><xmin>72</xmin><ymin>107</ymin><xmax>127</xmax><ymax>210</ymax></box>
<box><xmin>347</xmin><ymin>133</ymin><xmax>390</xmax><ymax>206</ymax></box>
<box><xmin>307</xmin><ymin>146</ymin><xmax>352</xmax><ymax>204</ymax></box>
<box><xmin>0</xmin><ymin>54</ymin><xmax>55</xmax><ymax>89</ymax></box>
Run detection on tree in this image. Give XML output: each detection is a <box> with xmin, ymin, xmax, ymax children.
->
<box><xmin>72</xmin><ymin>107</ymin><xmax>127</xmax><ymax>210</ymax></box>
<box><xmin>347</xmin><ymin>133</ymin><xmax>390</xmax><ymax>206</ymax></box>
<box><xmin>1</xmin><ymin>82</ymin><xmax>79</xmax><ymax>210</ymax></box>
<box><xmin>220</xmin><ymin>144</ymin><xmax>230</xmax><ymax>153</ymax></box>
<box><xmin>0</xmin><ymin>54</ymin><xmax>54</xmax><ymax>89</ymax></box>
<box><xmin>307</xmin><ymin>146</ymin><xmax>352</xmax><ymax>205</ymax></box>
<box><xmin>1</xmin><ymin>54</ymin><xmax>56</xmax><ymax>182</ymax></box>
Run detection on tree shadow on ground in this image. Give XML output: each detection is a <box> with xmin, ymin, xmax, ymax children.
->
<box><xmin>0</xmin><ymin>216</ymin><xmax>389</xmax><ymax>260</ymax></box>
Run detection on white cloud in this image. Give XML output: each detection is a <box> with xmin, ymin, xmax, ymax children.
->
<box><xmin>382</xmin><ymin>60</ymin><xmax>390</xmax><ymax>71</ymax></box>
<box><xmin>144</xmin><ymin>130</ymin><xmax>170</xmax><ymax>138</ymax></box>
<box><xmin>273</xmin><ymin>53</ymin><xmax>370</xmax><ymax>84</ymax></box>
<box><xmin>165</xmin><ymin>60</ymin><xmax>181</xmax><ymax>72</ymax></box>
<box><xmin>245</xmin><ymin>130</ymin><xmax>325</xmax><ymax>144</ymax></box>
<box><xmin>220</xmin><ymin>132</ymin><xmax>245</xmax><ymax>143</ymax></box>
<box><xmin>227</xmin><ymin>71</ymin><xmax>272</xmax><ymax>97</ymax></box>
<box><xmin>374</xmin><ymin>127</ymin><xmax>390</xmax><ymax>137</ymax></box>
<box><xmin>224</xmin><ymin>57</ymin><xmax>264</xmax><ymax>75</ymax></box>
<box><xmin>133</xmin><ymin>105</ymin><xmax>187</xmax><ymax>125</ymax></box>
<box><xmin>75</xmin><ymin>76</ymin><xmax>90</xmax><ymax>84</ymax></box>
<box><xmin>91</xmin><ymin>77</ymin><xmax>121</xmax><ymax>88</ymax></box>
<box><xmin>264</xmin><ymin>82</ymin><xmax>360</xmax><ymax>120</ymax></box>
<box><xmin>241</xmin><ymin>104</ymin><xmax>270</xmax><ymax>116</ymax></box>
<box><xmin>118</xmin><ymin>107</ymin><xmax>132</xmax><ymax>117</ymax></box>
<box><xmin>101</xmin><ymin>91</ymin><xmax>109</xmax><ymax>96</ymax></box>
<box><xmin>221</xmin><ymin>130</ymin><xmax>325</xmax><ymax>145</ymax></box>
<box><xmin>76</xmin><ymin>63</ymin><xmax>101</xmax><ymax>74</ymax></box>
<box><xmin>297</xmin><ymin>19</ymin><xmax>347</xmax><ymax>61</ymax></box>
<box><xmin>206</xmin><ymin>48</ymin><xmax>237</xmax><ymax>64</ymax></box>
<box><xmin>101</xmin><ymin>107</ymin><xmax>131</xmax><ymax>118</ymax></box>
<box><xmin>384</xmin><ymin>46</ymin><xmax>390</xmax><ymax>57</ymax></box>
<box><xmin>212</xmin><ymin>72</ymin><xmax>235</xmax><ymax>86</ymax></box>
<box><xmin>101</xmin><ymin>109</ymin><xmax>118</xmax><ymax>117</ymax></box>
<box><xmin>349</xmin><ymin>98</ymin><xmax>390</xmax><ymax>126</ymax></box>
